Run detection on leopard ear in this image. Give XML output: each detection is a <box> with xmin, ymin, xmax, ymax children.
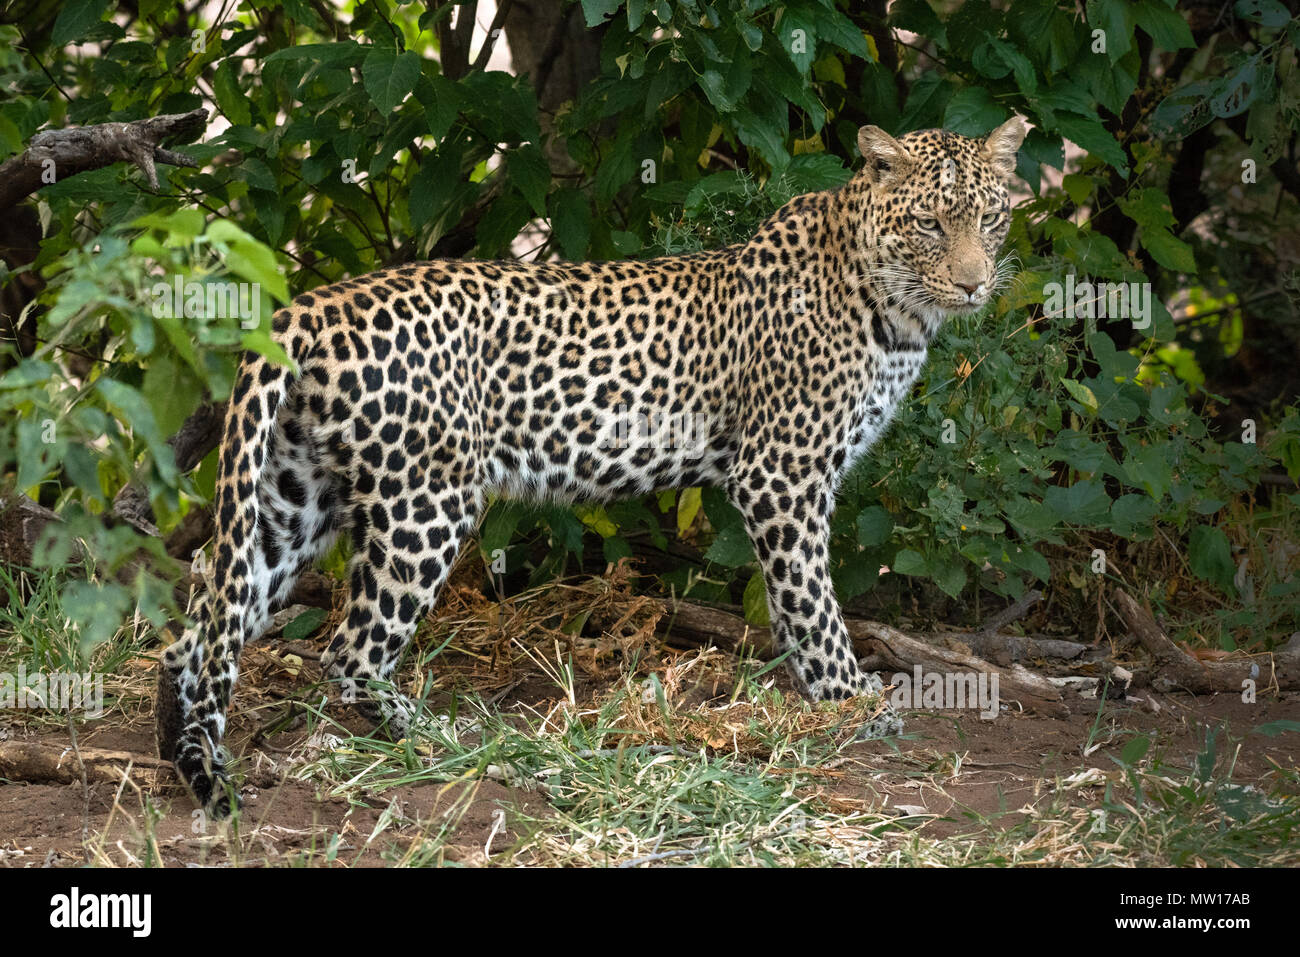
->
<box><xmin>982</xmin><ymin>115</ymin><xmax>1027</xmax><ymax>181</ymax></box>
<box><xmin>857</xmin><ymin>125</ymin><xmax>913</xmax><ymax>189</ymax></box>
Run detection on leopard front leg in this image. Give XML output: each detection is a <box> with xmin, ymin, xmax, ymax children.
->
<box><xmin>728</xmin><ymin>472</ymin><xmax>902</xmax><ymax>737</ymax></box>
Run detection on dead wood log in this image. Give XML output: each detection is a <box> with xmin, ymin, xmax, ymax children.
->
<box><xmin>849</xmin><ymin>619</ymin><xmax>1070</xmax><ymax>717</ymax></box>
<box><xmin>285</xmin><ymin>571</ymin><xmax>336</xmax><ymax>610</ymax></box>
<box><xmin>660</xmin><ymin>598</ymin><xmax>1085</xmax><ymax>664</ymax></box>
<box><xmin>0</xmin><ymin>741</ymin><xmax>170</xmax><ymax>787</ymax></box>
<box><xmin>659</xmin><ymin>600</ymin><xmax>774</xmax><ymax>655</ymax></box>
<box><xmin>164</xmin><ymin>503</ymin><xmax>214</xmax><ymax>561</ymax></box>
<box><xmin>0</xmin><ymin>109</ymin><xmax>207</xmax><ymax>211</ymax></box>
<box><xmin>945</xmin><ymin>631</ymin><xmax>1088</xmax><ymax>666</ymax></box>
<box><xmin>0</xmin><ymin>491</ymin><xmax>60</xmax><ymax>568</ymax></box>
<box><xmin>657</xmin><ymin>599</ymin><xmax>1069</xmax><ymax>716</ymax></box>
<box><xmin>1115</xmin><ymin>587</ymin><xmax>1299</xmax><ymax>693</ymax></box>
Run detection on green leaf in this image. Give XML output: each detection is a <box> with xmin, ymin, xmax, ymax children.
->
<box><xmin>943</xmin><ymin>86</ymin><xmax>1007</xmax><ymax>136</ymax></box>
<box><xmin>480</xmin><ymin>501</ymin><xmax>529</xmax><ymax>557</ymax></box>
<box><xmin>932</xmin><ymin>558</ymin><xmax>967</xmax><ymax>598</ymax></box>
<box><xmin>856</xmin><ymin>506</ymin><xmax>893</xmax><ymax>547</ymax></box>
<box><xmin>1210</xmin><ymin>55</ymin><xmax>1263</xmax><ymax>119</ymax></box>
<box><xmin>1004</xmin><ymin>498</ymin><xmax>1058</xmax><ymax>535</ymax></box>
<box><xmin>97</xmin><ymin>379</ymin><xmax>177</xmax><ymax>484</ymax></box>
<box><xmin>1140</xmin><ymin>226</ymin><xmax>1196</xmax><ymax>272</ymax></box>
<box><xmin>1251</xmin><ymin>720</ymin><xmax>1300</xmax><ymax>737</ymax></box>
<box><xmin>1052</xmin><ymin>113</ymin><xmax>1128</xmax><ymax>175</ymax></box>
<box><xmin>972</xmin><ymin>37</ymin><xmax>1037</xmax><ymax>93</ymax></box>
<box><xmin>581</xmin><ymin>0</ymin><xmax>622</xmax><ymax>27</ymax></box>
<box><xmin>462</xmin><ymin>72</ymin><xmax>540</xmax><ymax>143</ymax></box>
<box><xmin>283</xmin><ymin>607</ymin><xmax>327</xmax><ymax>641</ymax></box>
<box><xmin>1122</xmin><ymin>444</ymin><xmax>1172</xmax><ymax>499</ymax></box>
<box><xmin>1085</xmin><ymin>0</ymin><xmax>1133</xmax><ymax>63</ymax></box>
<box><xmin>240</xmin><ymin>329</ymin><xmax>292</xmax><ymax>369</ymax></box>
<box><xmin>1119</xmin><ymin>734</ymin><xmax>1151</xmax><ymax>767</ymax></box>
<box><xmin>1149</xmin><ymin>78</ymin><xmax>1219</xmax><ymax>138</ymax></box>
<box><xmin>1132</xmin><ymin>0</ymin><xmax>1195</xmax><ymax>51</ymax></box>
<box><xmin>627</xmin><ymin>0</ymin><xmax>647</xmax><ymax>31</ymax></box>
<box><xmin>898</xmin><ymin>72</ymin><xmax>952</xmax><ymax>131</ymax></box>
<box><xmin>1112</xmin><ymin>493</ymin><xmax>1158</xmax><ymax>535</ymax></box>
<box><xmin>603</xmin><ymin>535</ymin><xmax>633</xmax><ymax>563</ymax></box>
<box><xmin>1045</xmin><ymin>480</ymin><xmax>1111</xmax><ymax>525</ymax></box>
<box><xmin>1118</xmin><ymin>187</ymin><xmax>1176</xmax><ymax>230</ymax></box>
<box><xmin>62</xmin><ymin>580</ymin><xmax>132</xmax><ymax>652</ymax></box>
<box><xmin>704</xmin><ymin>522</ymin><xmax>755</xmax><ymax>568</ymax></box>
<box><xmin>781</xmin><ymin>153</ymin><xmax>852</xmax><ymax>192</ymax></box>
<box><xmin>1078</xmin><ymin>47</ymin><xmax>1139</xmax><ymax>115</ymax></box>
<box><xmin>730</xmin><ymin>82</ymin><xmax>790</xmax><ymax>168</ymax></box>
<box><xmin>699</xmin><ymin>49</ymin><xmax>752</xmax><ymax>114</ymax></box>
<box><xmin>1063</xmin><ymin>173</ymin><xmax>1094</xmax><ymax>206</ymax></box>
<box><xmin>507</xmin><ymin>144</ymin><xmax>551</xmax><ymax>219</ymax></box>
<box><xmin>892</xmin><ymin>548</ymin><xmax>929</xmax><ymax>577</ymax></box>
<box><xmin>1062</xmin><ymin>379</ymin><xmax>1100</xmax><ymax>415</ymax></box>
<box><xmin>779</xmin><ymin>5</ymin><xmax>818</xmax><ymax>74</ymax></box>
<box><xmin>207</xmin><ymin>220</ymin><xmax>289</xmax><ymax>304</ymax></box>
<box><xmin>742</xmin><ymin>572</ymin><xmax>770</xmax><ymax>626</ymax></box>
<box><xmin>549</xmin><ymin>188</ymin><xmax>591</xmax><ymax>260</ymax></box>
<box><xmin>891</xmin><ymin>0</ymin><xmax>947</xmax><ymax>49</ymax></box>
<box><xmin>1021</xmin><ymin>129</ymin><xmax>1064</xmax><ymax>171</ymax></box>
<box><xmin>415</xmin><ymin>73</ymin><xmax>463</xmax><ymax>143</ymax></box>
<box><xmin>52</xmin><ymin>0</ymin><xmax>111</xmax><ymax>46</ymax></box>
<box><xmin>213</xmin><ymin>60</ymin><xmax>251</xmax><ymax>126</ymax></box>
<box><xmin>476</xmin><ymin>191</ymin><xmax>532</xmax><ymax>255</ymax></box>
<box><xmin>812</xmin><ymin>4</ymin><xmax>871</xmax><ymax>60</ymax></box>
<box><xmin>1234</xmin><ymin>0</ymin><xmax>1291</xmax><ymax>27</ymax></box>
<box><xmin>1188</xmin><ymin>525</ymin><xmax>1235</xmax><ymax>593</ymax></box>
<box><xmin>409</xmin><ymin>141</ymin><xmax>464</xmax><ymax>229</ymax></box>
<box><xmin>16</xmin><ymin>418</ymin><xmax>55</xmax><ymax>492</ymax></box>
<box><xmin>362</xmin><ymin>47</ymin><xmax>421</xmax><ymax>114</ymax></box>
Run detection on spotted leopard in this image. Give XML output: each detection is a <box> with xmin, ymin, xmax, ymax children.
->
<box><xmin>156</xmin><ymin>118</ymin><xmax>1028</xmax><ymax>816</ymax></box>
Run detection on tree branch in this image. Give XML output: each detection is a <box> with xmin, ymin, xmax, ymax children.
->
<box><xmin>0</xmin><ymin>108</ymin><xmax>208</xmax><ymax>211</ymax></box>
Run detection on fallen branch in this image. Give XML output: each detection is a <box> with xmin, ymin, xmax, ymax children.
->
<box><xmin>0</xmin><ymin>741</ymin><xmax>170</xmax><ymax>787</ymax></box>
<box><xmin>660</xmin><ymin>599</ymin><xmax>1084</xmax><ymax>663</ymax></box>
<box><xmin>658</xmin><ymin>599</ymin><xmax>1069</xmax><ymax>717</ymax></box>
<box><xmin>944</xmin><ymin>630</ymin><xmax>1088</xmax><ymax>666</ymax></box>
<box><xmin>0</xmin><ymin>491</ymin><xmax>59</xmax><ymax>568</ymax></box>
<box><xmin>0</xmin><ymin>109</ymin><xmax>208</xmax><ymax>211</ymax></box>
<box><xmin>1115</xmin><ymin>587</ymin><xmax>1299</xmax><ymax>693</ymax></box>
<box><xmin>849</xmin><ymin>619</ymin><xmax>1070</xmax><ymax>718</ymax></box>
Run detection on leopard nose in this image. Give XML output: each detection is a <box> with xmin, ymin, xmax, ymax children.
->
<box><xmin>956</xmin><ymin>281</ymin><xmax>979</xmax><ymax>295</ymax></box>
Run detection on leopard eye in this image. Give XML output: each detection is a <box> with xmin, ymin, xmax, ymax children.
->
<box><xmin>915</xmin><ymin>214</ymin><xmax>940</xmax><ymax>232</ymax></box>
<box><xmin>981</xmin><ymin>211</ymin><xmax>1001</xmax><ymax>229</ymax></box>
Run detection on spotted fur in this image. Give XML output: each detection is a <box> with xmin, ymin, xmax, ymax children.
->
<box><xmin>157</xmin><ymin>119</ymin><xmax>1027</xmax><ymax>816</ymax></box>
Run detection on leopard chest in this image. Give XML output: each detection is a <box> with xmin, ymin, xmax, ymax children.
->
<box><xmin>837</xmin><ymin>348</ymin><xmax>927</xmax><ymax>480</ymax></box>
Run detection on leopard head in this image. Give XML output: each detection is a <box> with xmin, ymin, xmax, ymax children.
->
<box><xmin>854</xmin><ymin>117</ymin><xmax>1026</xmax><ymax>316</ymax></box>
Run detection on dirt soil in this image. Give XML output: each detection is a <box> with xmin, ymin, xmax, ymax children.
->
<box><xmin>2</xmin><ymin>634</ymin><xmax>1297</xmax><ymax>867</ymax></box>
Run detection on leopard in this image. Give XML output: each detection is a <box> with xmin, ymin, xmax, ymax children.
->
<box><xmin>156</xmin><ymin>117</ymin><xmax>1028</xmax><ymax>817</ymax></box>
